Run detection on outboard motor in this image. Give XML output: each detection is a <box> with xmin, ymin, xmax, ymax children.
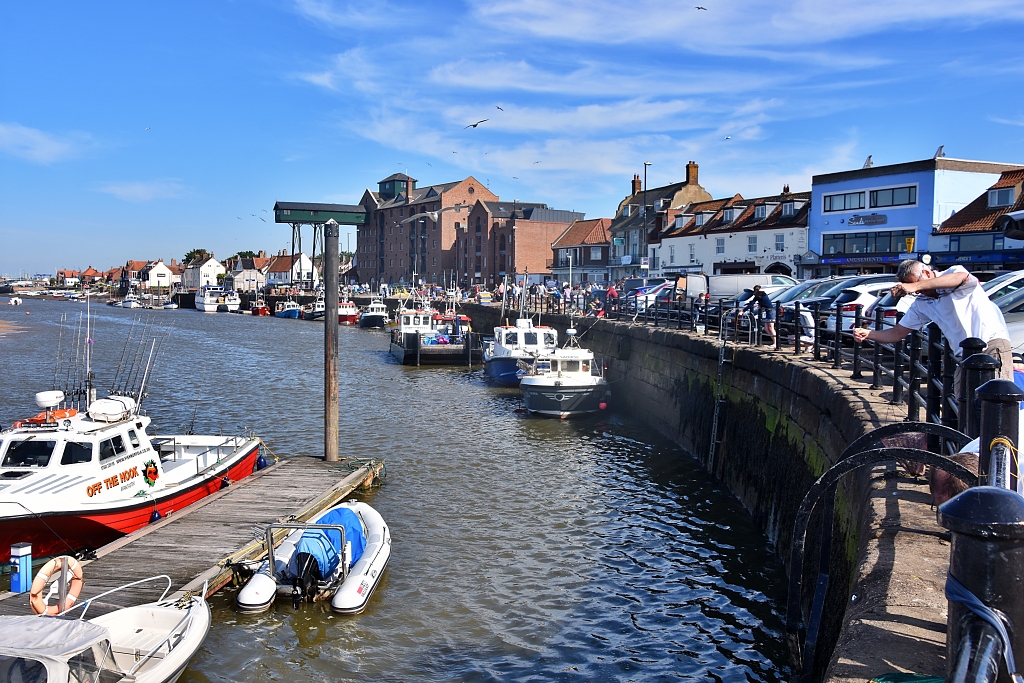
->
<box><xmin>291</xmin><ymin>551</ymin><xmax>322</xmax><ymax>608</ymax></box>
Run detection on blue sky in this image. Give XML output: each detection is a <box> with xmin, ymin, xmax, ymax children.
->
<box><xmin>2</xmin><ymin>0</ymin><xmax>1024</xmax><ymax>276</ymax></box>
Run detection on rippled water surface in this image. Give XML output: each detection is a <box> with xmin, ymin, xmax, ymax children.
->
<box><xmin>1</xmin><ymin>300</ymin><xmax>789</xmax><ymax>682</ymax></box>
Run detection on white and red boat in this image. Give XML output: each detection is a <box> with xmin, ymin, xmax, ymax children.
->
<box><xmin>338</xmin><ymin>300</ymin><xmax>359</xmax><ymax>325</ymax></box>
<box><xmin>0</xmin><ymin>391</ymin><xmax>263</xmax><ymax>558</ymax></box>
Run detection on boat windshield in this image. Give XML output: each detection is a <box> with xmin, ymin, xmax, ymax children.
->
<box><xmin>523</xmin><ymin>332</ymin><xmax>538</xmax><ymax>346</ymax></box>
<box><xmin>0</xmin><ymin>655</ymin><xmax>47</xmax><ymax>682</ymax></box>
<box><xmin>68</xmin><ymin>640</ymin><xmax>122</xmax><ymax>683</ymax></box>
<box><xmin>2</xmin><ymin>438</ymin><xmax>57</xmax><ymax>468</ymax></box>
<box><xmin>562</xmin><ymin>360</ymin><xmax>580</xmax><ymax>373</ymax></box>
<box><xmin>544</xmin><ymin>333</ymin><xmax>556</xmax><ymax>347</ymax></box>
<box><xmin>505</xmin><ymin>332</ymin><xmax>518</xmax><ymax>346</ymax></box>
<box><xmin>61</xmin><ymin>441</ymin><xmax>94</xmax><ymax>466</ymax></box>
<box><xmin>536</xmin><ymin>360</ymin><xmax>551</xmax><ymax>373</ymax></box>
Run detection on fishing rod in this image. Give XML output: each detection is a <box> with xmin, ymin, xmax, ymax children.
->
<box><xmin>187</xmin><ymin>369</ymin><xmax>207</xmax><ymax>436</ymax></box>
<box><xmin>52</xmin><ymin>312</ymin><xmax>66</xmax><ymax>392</ymax></box>
<box><xmin>110</xmin><ymin>317</ymin><xmax>139</xmax><ymax>393</ymax></box>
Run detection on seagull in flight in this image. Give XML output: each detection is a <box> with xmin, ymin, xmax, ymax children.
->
<box><xmin>534</xmin><ymin>161</ymin><xmax>541</xmax><ymax>164</ymax></box>
<box><xmin>426</xmin><ymin>162</ymin><xmax>432</xmax><ymax>166</ymax></box>
<box><xmin>723</xmin><ymin>136</ymin><xmax>731</xmax><ymax>140</ymax></box>
<box><xmin>512</xmin><ymin>176</ymin><xmax>518</xmax><ymax>180</ymax></box>
<box><xmin>465</xmin><ymin>119</ymin><xmax>488</xmax><ymax>129</ymax></box>
<box><xmin>237</xmin><ymin>217</ymin><xmax>242</xmax><ymax>220</ymax></box>
<box><xmin>259</xmin><ymin>217</ymin><xmax>266</xmax><ymax>222</ymax></box>
<box><xmin>495</xmin><ymin>105</ymin><xmax>504</xmax><ymax>111</ymax></box>
<box><xmin>400</xmin><ymin>203</ymin><xmax>467</xmax><ymax>224</ymax></box>
<box><xmin>695</xmin><ymin>6</ymin><xmax>707</xmax><ymax>9</ymax></box>
<box><xmin>145</xmin><ymin>127</ymin><xmax>150</xmax><ymax>130</ymax></box>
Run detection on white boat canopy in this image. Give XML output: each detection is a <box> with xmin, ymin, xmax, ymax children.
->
<box><xmin>0</xmin><ymin>615</ymin><xmax>109</xmax><ymax>658</ymax></box>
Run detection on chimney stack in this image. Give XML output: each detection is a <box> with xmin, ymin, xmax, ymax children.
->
<box><xmin>686</xmin><ymin>161</ymin><xmax>698</xmax><ymax>186</ymax></box>
<box><xmin>632</xmin><ymin>174</ymin><xmax>642</xmax><ymax>196</ymax></box>
<box><xmin>782</xmin><ymin>184</ymin><xmax>790</xmax><ymax>195</ymax></box>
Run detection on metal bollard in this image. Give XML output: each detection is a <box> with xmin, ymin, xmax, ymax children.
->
<box><xmin>977</xmin><ymin>379</ymin><xmax>1024</xmax><ymax>489</ymax></box>
<box><xmin>939</xmin><ymin>486</ymin><xmax>1024</xmax><ymax>683</ymax></box>
<box><xmin>927</xmin><ymin>324</ymin><xmax>943</xmax><ymax>452</ymax></box>
<box><xmin>962</xmin><ymin>354</ymin><xmax>1000</xmax><ymax>439</ymax></box>
<box><xmin>833</xmin><ymin>305</ymin><xmax>843</xmax><ymax>368</ymax></box>
<box><xmin>959</xmin><ymin>338</ymin><xmax>988</xmax><ymax>409</ymax></box>
<box><xmin>907</xmin><ymin>330</ymin><xmax>923</xmax><ymax>421</ymax></box>
<box><xmin>793</xmin><ymin>301</ymin><xmax>802</xmax><ymax>355</ymax></box>
<box><xmin>774</xmin><ymin>301</ymin><xmax>782</xmax><ymax>351</ymax></box>
<box><xmin>10</xmin><ymin>543</ymin><xmax>31</xmax><ymax>593</ymax></box>
<box><xmin>851</xmin><ymin>304</ymin><xmax>863</xmax><ymax>378</ymax></box>
<box><xmin>812</xmin><ymin>302</ymin><xmax>821</xmax><ymax>361</ymax></box>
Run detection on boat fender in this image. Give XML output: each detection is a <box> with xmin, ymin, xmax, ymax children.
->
<box><xmin>30</xmin><ymin>556</ymin><xmax>84</xmax><ymax>615</ymax></box>
<box><xmin>150</xmin><ymin>509</ymin><xmax>162</xmax><ymax>523</ymax></box>
<box><xmin>256</xmin><ymin>454</ymin><xmax>268</xmax><ymax>470</ymax></box>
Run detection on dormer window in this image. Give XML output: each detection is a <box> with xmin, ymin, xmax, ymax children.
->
<box><xmin>782</xmin><ymin>202</ymin><xmax>795</xmax><ymax>217</ymax></box>
<box><xmin>621</xmin><ymin>205</ymin><xmax>631</xmax><ymax>217</ymax></box>
<box><xmin>695</xmin><ymin>212</ymin><xmax>710</xmax><ymax>226</ymax></box>
<box><xmin>990</xmin><ymin>188</ymin><xmax>1016</xmax><ymax>208</ymax></box>
<box><xmin>675</xmin><ymin>213</ymin><xmax>693</xmax><ymax>229</ymax></box>
<box><xmin>659</xmin><ymin>198</ymin><xmax>671</xmax><ymax>209</ymax></box>
<box><xmin>723</xmin><ymin>206</ymin><xmax>745</xmax><ymax>223</ymax></box>
<box><xmin>755</xmin><ymin>205</ymin><xmax>767</xmax><ymax>220</ymax></box>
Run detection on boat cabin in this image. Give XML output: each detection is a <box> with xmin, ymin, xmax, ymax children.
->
<box><xmin>495</xmin><ymin>323</ymin><xmax>557</xmax><ymax>355</ymax></box>
<box><xmin>531</xmin><ymin>355</ymin><xmax>595</xmax><ymax>377</ymax></box>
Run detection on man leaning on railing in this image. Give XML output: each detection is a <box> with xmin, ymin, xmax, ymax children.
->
<box><xmin>852</xmin><ymin>260</ymin><xmax>1012</xmax><ymax>393</ymax></box>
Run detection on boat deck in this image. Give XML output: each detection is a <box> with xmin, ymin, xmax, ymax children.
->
<box><xmin>0</xmin><ymin>455</ymin><xmax>384</xmax><ymax>616</ymax></box>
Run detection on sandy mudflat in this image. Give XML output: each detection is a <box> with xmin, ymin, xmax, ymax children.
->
<box><xmin>0</xmin><ymin>320</ymin><xmax>25</xmax><ymax>336</ymax></box>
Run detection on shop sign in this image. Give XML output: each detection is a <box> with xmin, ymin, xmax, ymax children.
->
<box><xmin>800</xmin><ymin>251</ymin><xmax>820</xmax><ymax>264</ymax></box>
<box><xmin>847</xmin><ymin>214</ymin><xmax>887</xmax><ymax>226</ymax></box>
<box><xmin>640</xmin><ymin>257</ymin><xmax>649</xmax><ymax>270</ymax></box>
<box><xmin>820</xmin><ymin>255</ymin><xmax>902</xmax><ymax>265</ymax></box>
<box><xmin>620</xmin><ymin>255</ymin><xmax>633</xmax><ymax>266</ymax></box>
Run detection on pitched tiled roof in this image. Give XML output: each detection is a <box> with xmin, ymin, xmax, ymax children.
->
<box><xmin>938</xmin><ymin>170</ymin><xmax>1024</xmax><ymax>234</ymax></box>
<box><xmin>552</xmin><ymin>218</ymin><xmax>613</xmax><ymax>248</ymax></box>
<box><xmin>379</xmin><ymin>173</ymin><xmax>417</xmax><ymax>183</ymax></box>
<box><xmin>125</xmin><ymin>260</ymin><xmax>148</xmax><ymax>272</ymax></box>
<box><xmin>660</xmin><ymin>191</ymin><xmax>810</xmax><ymax>239</ymax></box>
<box><xmin>376</xmin><ymin>181</ymin><xmax>463</xmax><ymax>210</ymax></box>
<box><xmin>609</xmin><ymin>181</ymin><xmax>696</xmax><ymax>235</ymax></box>
<box><xmin>660</xmin><ymin>197</ymin><xmax>735</xmax><ymax>238</ymax></box>
<box><xmin>273</xmin><ymin>201</ymin><xmax>364</xmax><ymax>212</ymax></box>
<box><xmin>267</xmin><ymin>254</ymin><xmax>301</xmax><ymax>273</ymax></box>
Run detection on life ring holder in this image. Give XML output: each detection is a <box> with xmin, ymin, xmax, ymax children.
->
<box><xmin>30</xmin><ymin>556</ymin><xmax>84</xmax><ymax>616</ymax></box>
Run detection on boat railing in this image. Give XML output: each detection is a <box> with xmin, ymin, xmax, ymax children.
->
<box><xmin>59</xmin><ymin>574</ymin><xmax>173</xmax><ymax>621</ymax></box>
<box><xmin>265</xmin><ymin>522</ymin><xmax>348</xmax><ymax>585</ymax></box>
<box><xmin>126</xmin><ymin>581</ymin><xmax>207</xmax><ymax>676</ymax></box>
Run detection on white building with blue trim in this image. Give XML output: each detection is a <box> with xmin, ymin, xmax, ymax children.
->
<box><xmin>803</xmin><ymin>157</ymin><xmax>1023</xmax><ymax>278</ymax></box>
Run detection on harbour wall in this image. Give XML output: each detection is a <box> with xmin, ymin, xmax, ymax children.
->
<box><xmin>464</xmin><ymin>304</ymin><xmax>883</xmax><ymax>680</ymax></box>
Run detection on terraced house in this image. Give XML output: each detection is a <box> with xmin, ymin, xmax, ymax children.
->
<box><xmin>607</xmin><ymin>161</ymin><xmax>711</xmax><ymax>281</ymax></box>
<box><xmin>650</xmin><ymin>188</ymin><xmax>810</xmax><ymax>278</ymax></box>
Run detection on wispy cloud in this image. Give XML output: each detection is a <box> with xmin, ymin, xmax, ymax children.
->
<box><xmin>296</xmin><ymin>48</ymin><xmax>380</xmax><ymax>92</ymax></box>
<box><xmin>990</xmin><ymin>116</ymin><xmax>1024</xmax><ymax>127</ymax></box>
<box><xmin>95</xmin><ymin>180</ymin><xmax>185</xmax><ymax>202</ymax></box>
<box><xmin>0</xmin><ymin>122</ymin><xmax>84</xmax><ymax>164</ymax></box>
<box><xmin>293</xmin><ymin>0</ymin><xmax>397</xmax><ymax>29</ymax></box>
<box><xmin>443</xmin><ymin>99</ymin><xmax>704</xmax><ymax>134</ymax></box>
<box><xmin>469</xmin><ymin>0</ymin><xmax>1024</xmax><ymax>52</ymax></box>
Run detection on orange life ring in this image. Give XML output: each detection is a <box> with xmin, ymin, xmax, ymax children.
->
<box><xmin>30</xmin><ymin>556</ymin><xmax>84</xmax><ymax>615</ymax></box>
<box><xmin>23</xmin><ymin>409</ymin><xmax>78</xmax><ymax>425</ymax></box>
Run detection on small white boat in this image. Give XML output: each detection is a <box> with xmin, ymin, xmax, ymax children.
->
<box><xmin>519</xmin><ymin>328</ymin><xmax>609</xmax><ymax>418</ymax></box>
<box><xmin>236</xmin><ymin>501</ymin><xmax>390</xmax><ymax>614</ymax></box>
<box><xmin>163</xmin><ymin>301</ymin><xmax>178</xmax><ymax>310</ymax></box>
<box><xmin>358</xmin><ymin>298</ymin><xmax>389</xmax><ymax>328</ymax></box>
<box><xmin>196</xmin><ymin>285</ymin><xmax>239</xmax><ymax>313</ymax></box>
<box><xmin>7</xmin><ymin>296</ymin><xmax>22</xmax><ymax>305</ymax></box>
<box><xmin>0</xmin><ymin>575</ymin><xmax>210</xmax><ymax>683</ymax></box>
<box><xmin>118</xmin><ymin>293</ymin><xmax>141</xmax><ymax>309</ymax></box>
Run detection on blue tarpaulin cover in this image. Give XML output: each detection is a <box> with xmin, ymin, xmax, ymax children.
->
<box><xmin>288</xmin><ymin>507</ymin><xmax>366</xmax><ymax>578</ymax></box>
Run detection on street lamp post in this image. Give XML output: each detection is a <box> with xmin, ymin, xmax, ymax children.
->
<box><xmin>643</xmin><ymin>161</ymin><xmax>651</xmax><ymax>278</ymax></box>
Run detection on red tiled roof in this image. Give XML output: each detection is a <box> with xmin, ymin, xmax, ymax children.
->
<box><xmin>252</xmin><ymin>257</ymin><xmax>272</xmax><ymax>270</ymax></box>
<box><xmin>938</xmin><ymin>170</ymin><xmax>1024</xmax><ymax>234</ymax></box>
<box><xmin>552</xmin><ymin>218</ymin><xmax>612</xmax><ymax>248</ymax></box>
<box><xmin>267</xmin><ymin>254</ymin><xmax>300</xmax><ymax>273</ymax></box>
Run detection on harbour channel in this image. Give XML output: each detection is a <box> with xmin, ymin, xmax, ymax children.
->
<box><xmin>0</xmin><ymin>301</ymin><xmax>789</xmax><ymax>681</ymax></box>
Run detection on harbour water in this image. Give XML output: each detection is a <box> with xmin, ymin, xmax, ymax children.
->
<box><xmin>1</xmin><ymin>301</ymin><xmax>790</xmax><ymax>681</ymax></box>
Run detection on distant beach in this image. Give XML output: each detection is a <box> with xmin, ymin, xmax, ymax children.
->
<box><xmin>0</xmin><ymin>320</ymin><xmax>24</xmax><ymax>336</ymax></box>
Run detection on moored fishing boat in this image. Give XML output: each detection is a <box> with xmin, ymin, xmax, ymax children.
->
<box><xmin>250</xmin><ymin>297</ymin><xmax>270</xmax><ymax>316</ymax></box>
<box><xmin>300</xmin><ymin>291</ymin><xmax>325</xmax><ymax>320</ymax></box>
<box><xmin>7</xmin><ymin>296</ymin><xmax>22</xmax><ymax>305</ymax></box>
<box><xmin>519</xmin><ymin>329</ymin><xmax>609</xmax><ymax>418</ymax></box>
<box><xmin>388</xmin><ymin>307</ymin><xmax>480</xmax><ymax>365</ymax></box>
<box><xmin>235</xmin><ymin>501</ymin><xmax>391</xmax><ymax>614</ymax></box>
<box><xmin>216</xmin><ymin>290</ymin><xmax>241</xmax><ymax>312</ymax></box>
<box><xmin>118</xmin><ymin>292</ymin><xmax>141</xmax><ymax>309</ymax></box>
<box><xmin>274</xmin><ymin>300</ymin><xmax>300</xmax><ymax>319</ymax></box>
<box><xmin>338</xmin><ymin>300</ymin><xmax>359</xmax><ymax>325</ymax></box>
<box><xmin>0</xmin><ymin>574</ymin><xmax>210</xmax><ymax>683</ymax></box>
<box><xmin>0</xmin><ymin>392</ymin><xmax>264</xmax><ymax>558</ymax></box>
<box><xmin>358</xmin><ymin>298</ymin><xmax>389</xmax><ymax>328</ymax></box>
<box><xmin>483</xmin><ymin>319</ymin><xmax>558</xmax><ymax>386</ymax></box>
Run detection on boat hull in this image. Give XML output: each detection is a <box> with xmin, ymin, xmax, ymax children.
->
<box><xmin>389</xmin><ymin>339</ymin><xmax>481</xmax><ymax>366</ymax></box>
<box><xmin>484</xmin><ymin>357</ymin><xmax>522</xmax><ymax>386</ymax></box>
<box><xmin>520</xmin><ymin>380</ymin><xmax>608</xmax><ymax>417</ymax></box>
<box><xmin>275</xmin><ymin>309</ymin><xmax>300</xmax><ymax>319</ymax></box>
<box><xmin>251</xmin><ymin>306</ymin><xmax>270</xmax><ymax>316</ymax></box>
<box><xmin>359</xmin><ymin>314</ymin><xmax>387</xmax><ymax>328</ymax></box>
<box><xmin>0</xmin><ymin>445</ymin><xmax>260</xmax><ymax>558</ymax></box>
<box><xmin>339</xmin><ymin>314</ymin><xmax>359</xmax><ymax>325</ymax></box>
<box><xmin>195</xmin><ymin>301</ymin><xmax>219</xmax><ymax>312</ymax></box>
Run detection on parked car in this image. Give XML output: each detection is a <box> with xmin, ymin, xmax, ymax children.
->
<box><xmin>706</xmin><ymin>274</ymin><xmax>796</xmax><ymax>299</ymax></box>
<box><xmin>824</xmin><ymin>281</ymin><xmax>899</xmax><ymax>331</ymax></box>
<box><xmin>862</xmin><ymin>290</ymin><xmax>914</xmax><ymax>328</ymax></box>
<box><xmin>625</xmin><ymin>281</ymin><xmax>675</xmax><ymax>312</ymax></box>
<box><xmin>987</xmin><ymin>272</ymin><xmax>1024</xmax><ymax>305</ymax></box>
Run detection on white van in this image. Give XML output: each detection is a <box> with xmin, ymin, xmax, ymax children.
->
<box><xmin>707</xmin><ymin>274</ymin><xmax>797</xmax><ymax>300</ymax></box>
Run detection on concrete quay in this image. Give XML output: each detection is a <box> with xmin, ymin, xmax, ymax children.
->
<box><xmin>462</xmin><ymin>303</ymin><xmax>950</xmax><ymax>682</ymax></box>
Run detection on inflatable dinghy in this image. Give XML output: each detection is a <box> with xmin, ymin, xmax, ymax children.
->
<box><xmin>236</xmin><ymin>501</ymin><xmax>390</xmax><ymax>614</ymax></box>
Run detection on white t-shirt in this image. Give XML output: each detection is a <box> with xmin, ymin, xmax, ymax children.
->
<box><xmin>897</xmin><ymin>265</ymin><xmax>1009</xmax><ymax>355</ymax></box>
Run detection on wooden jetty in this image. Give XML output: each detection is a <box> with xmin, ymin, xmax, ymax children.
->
<box><xmin>0</xmin><ymin>455</ymin><xmax>384</xmax><ymax>616</ymax></box>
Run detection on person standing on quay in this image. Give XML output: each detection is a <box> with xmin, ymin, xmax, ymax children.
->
<box><xmin>852</xmin><ymin>260</ymin><xmax>1012</xmax><ymax>390</ymax></box>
